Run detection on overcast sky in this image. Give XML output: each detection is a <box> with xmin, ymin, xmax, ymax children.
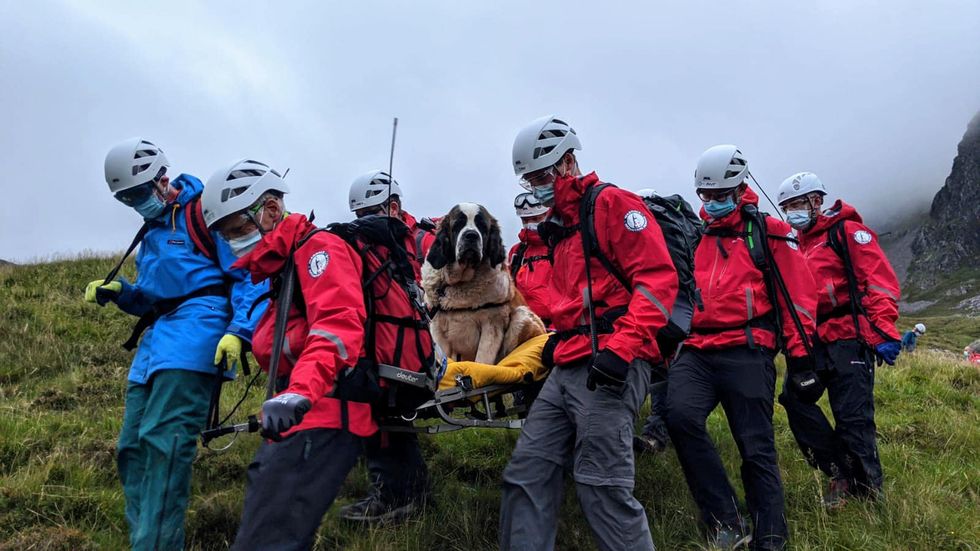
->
<box><xmin>2</xmin><ymin>0</ymin><xmax>978</xmax><ymax>262</ymax></box>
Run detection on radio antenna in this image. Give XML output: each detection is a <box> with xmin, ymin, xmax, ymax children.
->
<box><xmin>386</xmin><ymin>117</ymin><xmax>398</xmax><ymax>216</ymax></box>
<box><xmin>749</xmin><ymin>171</ymin><xmax>784</xmax><ymax>221</ymax></box>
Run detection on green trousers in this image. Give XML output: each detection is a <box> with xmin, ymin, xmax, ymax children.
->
<box><xmin>117</xmin><ymin>369</ymin><xmax>215</xmax><ymax>551</ymax></box>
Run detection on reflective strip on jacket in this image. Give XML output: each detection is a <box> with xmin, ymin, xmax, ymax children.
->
<box><xmin>548</xmin><ymin>172</ymin><xmax>678</xmax><ymax>366</ymax></box>
<box><xmin>687</xmin><ymin>187</ymin><xmax>817</xmax><ymax>359</ymax></box>
<box><xmin>114</xmin><ymin>173</ymin><xmax>269</xmax><ymax>384</ymax></box>
<box><xmin>798</xmin><ymin>199</ymin><xmax>901</xmax><ymax>346</ymax></box>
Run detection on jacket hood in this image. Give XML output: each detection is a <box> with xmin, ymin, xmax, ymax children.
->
<box><xmin>553</xmin><ymin>171</ymin><xmax>601</xmax><ymax>223</ymax></box>
<box><xmin>232</xmin><ymin>213</ymin><xmax>318</xmax><ymax>283</ymax></box>
<box><xmin>801</xmin><ymin>199</ymin><xmax>863</xmax><ymax>245</ymax></box>
<box><xmin>700</xmin><ymin>186</ymin><xmax>761</xmax><ymax>229</ymax></box>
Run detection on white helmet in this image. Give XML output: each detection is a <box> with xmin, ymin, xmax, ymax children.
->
<box><xmin>694</xmin><ymin>144</ymin><xmax>748</xmax><ymax>190</ymax></box>
<box><xmin>914</xmin><ymin>323</ymin><xmax>926</xmax><ymax>334</ymax></box>
<box><xmin>202</xmin><ymin>159</ymin><xmax>289</xmax><ymax>228</ymax></box>
<box><xmin>104</xmin><ymin>137</ymin><xmax>170</xmax><ymax>193</ymax></box>
<box><xmin>635</xmin><ymin>188</ymin><xmax>658</xmax><ymax>199</ymax></box>
<box><xmin>512</xmin><ymin>115</ymin><xmax>582</xmax><ymax>176</ymax></box>
<box><xmin>514</xmin><ymin>192</ymin><xmax>549</xmax><ymax>217</ymax></box>
<box><xmin>777</xmin><ymin>172</ymin><xmax>827</xmax><ymax>205</ymax></box>
<box><xmin>349</xmin><ymin>170</ymin><xmax>403</xmax><ymax>212</ymax></box>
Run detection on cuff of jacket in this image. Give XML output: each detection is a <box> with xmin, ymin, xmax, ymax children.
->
<box><xmin>225</xmin><ymin>324</ymin><xmax>253</xmax><ymax>343</ymax></box>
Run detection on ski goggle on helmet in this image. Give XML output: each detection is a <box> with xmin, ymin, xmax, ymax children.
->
<box><xmin>514</xmin><ymin>192</ymin><xmax>549</xmax><ymax>217</ymax></box>
<box><xmin>113</xmin><ymin>167</ymin><xmax>167</xmax><ymax>206</ymax></box>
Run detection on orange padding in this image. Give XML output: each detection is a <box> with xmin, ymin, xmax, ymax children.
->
<box><xmin>439</xmin><ymin>334</ymin><xmax>551</xmax><ymax>391</ymax></box>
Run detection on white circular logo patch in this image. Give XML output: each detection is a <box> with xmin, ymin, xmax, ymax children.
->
<box><xmin>624</xmin><ymin>210</ymin><xmax>648</xmax><ymax>232</ymax></box>
<box><xmin>853</xmin><ymin>230</ymin><xmax>873</xmax><ymax>245</ymax></box>
<box><xmin>785</xmin><ymin>231</ymin><xmax>799</xmax><ymax>250</ymax></box>
<box><xmin>308</xmin><ymin>251</ymin><xmax>330</xmax><ymax>277</ymax></box>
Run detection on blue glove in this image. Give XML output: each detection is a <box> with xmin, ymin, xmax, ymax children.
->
<box><xmin>587</xmin><ymin>350</ymin><xmax>629</xmax><ymax>391</ymax></box>
<box><xmin>876</xmin><ymin>341</ymin><xmax>901</xmax><ymax>366</ymax></box>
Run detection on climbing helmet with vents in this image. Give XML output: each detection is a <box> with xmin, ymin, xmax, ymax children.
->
<box><xmin>694</xmin><ymin>144</ymin><xmax>749</xmax><ymax>190</ymax></box>
<box><xmin>104</xmin><ymin>137</ymin><xmax>171</xmax><ymax>194</ymax></box>
<box><xmin>348</xmin><ymin>170</ymin><xmax>403</xmax><ymax>212</ymax></box>
<box><xmin>201</xmin><ymin>159</ymin><xmax>289</xmax><ymax>229</ymax></box>
<box><xmin>512</xmin><ymin>115</ymin><xmax>582</xmax><ymax>184</ymax></box>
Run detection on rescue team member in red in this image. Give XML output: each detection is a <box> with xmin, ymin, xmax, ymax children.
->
<box><xmin>348</xmin><ymin>169</ymin><xmax>436</xmax><ymax>275</ymax></box>
<box><xmin>666</xmin><ymin>146</ymin><xmax>817</xmax><ymax>551</ymax></box>
<box><xmin>339</xmin><ymin>170</ymin><xmax>432</xmax><ymax>524</ymax></box>
<box><xmin>508</xmin><ymin>191</ymin><xmax>553</xmax><ymax>326</ymax></box>
<box><xmin>776</xmin><ymin>172</ymin><xmax>901</xmax><ymax>507</ymax></box>
<box><xmin>200</xmin><ymin>160</ymin><xmax>371</xmax><ymax>550</ymax></box>
<box><xmin>499</xmin><ymin>116</ymin><xmax>678</xmax><ymax>551</ymax></box>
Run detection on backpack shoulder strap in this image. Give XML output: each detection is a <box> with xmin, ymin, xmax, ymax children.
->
<box><xmin>510</xmin><ymin>241</ymin><xmax>529</xmax><ymax>279</ymax></box>
<box><xmin>580</xmin><ymin>183</ymin><xmax>632</xmax><ymax>292</ymax></box>
<box><xmin>184</xmin><ymin>196</ymin><xmax>218</xmax><ymax>262</ymax></box>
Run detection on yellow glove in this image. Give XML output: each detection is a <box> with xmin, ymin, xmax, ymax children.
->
<box><xmin>214</xmin><ymin>334</ymin><xmax>243</xmax><ymax>370</ymax></box>
<box><xmin>84</xmin><ymin>279</ymin><xmax>122</xmax><ymax>305</ymax></box>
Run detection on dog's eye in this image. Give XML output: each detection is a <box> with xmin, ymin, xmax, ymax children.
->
<box><xmin>474</xmin><ymin>213</ymin><xmax>488</xmax><ymax>232</ymax></box>
<box><xmin>453</xmin><ymin>212</ymin><xmax>468</xmax><ymax>230</ymax></box>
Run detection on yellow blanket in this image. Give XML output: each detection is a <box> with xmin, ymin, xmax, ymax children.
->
<box><xmin>439</xmin><ymin>334</ymin><xmax>550</xmax><ymax>391</ymax></box>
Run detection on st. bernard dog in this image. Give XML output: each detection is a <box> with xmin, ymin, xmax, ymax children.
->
<box><xmin>421</xmin><ymin>202</ymin><xmax>546</xmax><ymax>364</ymax></box>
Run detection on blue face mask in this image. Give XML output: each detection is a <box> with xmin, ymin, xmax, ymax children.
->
<box><xmin>133</xmin><ymin>192</ymin><xmax>167</xmax><ymax>219</ymax></box>
<box><xmin>227</xmin><ymin>230</ymin><xmax>262</xmax><ymax>257</ymax></box>
<box><xmin>531</xmin><ymin>183</ymin><xmax>555</xmax><ymax>207</ymax></box>
<box><xmin>704</xmin><ymin>197</ymin><xmax>736</xmax><ymax>219</ymax></box>
<box><xmin>785</xmin><ymin>209</ymin><xmax>812</xmax><ymax>230</ymax></box>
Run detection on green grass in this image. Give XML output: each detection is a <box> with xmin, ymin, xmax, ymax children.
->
<box><xmin>2</xmin><ymin>258</ymin><xmax>979</xmax><ymax>550</ymax></box>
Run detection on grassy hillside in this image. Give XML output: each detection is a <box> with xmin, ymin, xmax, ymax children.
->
<box><xmin>1</xmin><ymin>258</ymin><xmax>978</xmax><ymax>550</ymax></box>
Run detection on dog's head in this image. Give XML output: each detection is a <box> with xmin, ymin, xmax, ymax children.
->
<box><xmin>426</xmin><ymin>202</ymin><xmax>506</xmax><ymax>270</ymax></box>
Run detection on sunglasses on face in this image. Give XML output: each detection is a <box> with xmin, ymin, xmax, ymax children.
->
<box><xmin>114</xmin><ymin>167</ymin><xmax>166</xmax><ymax>206</ymax></box>
<box><xmin>697</xmin><ymin>188</ymin><xmax>735</xmax><ymax>202</ymax></box>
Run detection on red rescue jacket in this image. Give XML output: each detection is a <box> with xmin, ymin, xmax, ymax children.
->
<box><xmin>549</xmin><ymin>172</ymin><xmax>678</xmax><ymax>366</ymax></box>
<box><xmin>687</xmin><ymin>188</ymin><xmax>818</xmax><ymax>359</ymax></box>
<box><xmin>798</xmin><ymin>200</ymin><xmax>901</xmax><ymax>346</ymax></box>
<box><xmin>508</xmin><ymin>228</ymin><xmax>553</xmax><ymax>325</ymax></box>
<box><xmin>234</xmin><ymin>214</ymin><xmax>376</xmax><ymax>438</ymax></box>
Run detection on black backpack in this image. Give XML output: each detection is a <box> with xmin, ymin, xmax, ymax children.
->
<box><xmin>285</xmin><ymin>216</ymin><xmax>440</xmax><ymax>420</ymax></box>
<box><xmin>509</xmin><ymin>241</ymin><xmax>552</xmax><ymax>280</ymax></box>
<box><xmin>825</xmin><ymin>220</ymin><xmax>895</xmax><ymax>346</ymax></box>
<box><xmin>580</xmin><ymin>184</ymin><xmax>702</xmax><ymax>356</ymax></box>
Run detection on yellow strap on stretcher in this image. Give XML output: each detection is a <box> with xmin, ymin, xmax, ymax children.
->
<box><xmin>439</xmin><ymin>333</ymin><xmax>550</xmax><ymax>391</ymax></box>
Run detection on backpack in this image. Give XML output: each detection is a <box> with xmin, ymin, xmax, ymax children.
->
<box><xmin>285</xmin><ymin>215</ymin><xmax>441</xmax><ymax>419</ymax></box>
<box><xmin>579</xmin><ymin>184</ymin><xmax>702</xmax><ymax>354</ymax></box>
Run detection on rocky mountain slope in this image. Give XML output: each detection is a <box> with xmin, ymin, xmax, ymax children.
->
<box><xmin>901</xmin><ymin>111</ymin><xmax>980</xmax><ymax>315</ymax></box>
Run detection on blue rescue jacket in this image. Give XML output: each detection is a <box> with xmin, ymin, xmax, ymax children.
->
<box><xmin>114</xmin><ymin>174</ymin><xmax>268</xmax><ymax>384</ymax></box>
<box><xmin>900</xmin><ymin>331</ymin><xmax>918</xmax><ymax>352</ymax></box>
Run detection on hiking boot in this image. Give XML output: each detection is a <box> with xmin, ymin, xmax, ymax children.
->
<box><xmin>822</xmin><ymin>478</ymin><xmax>851</xmax><ymax>509</ymax></box>
<box><xmin>338</xmin><ymin>493</ymin><xmax>419</xmax><ymax>524</ymax></box>
<box><xmin>633</xmin><ymin>433</ymin><xmax>668</xmax><ymax>455</ymax></box>
<box><xmin>708</xmin><ymin>521</ymin><xmax>752</xmax><ymax>550</ymax></box>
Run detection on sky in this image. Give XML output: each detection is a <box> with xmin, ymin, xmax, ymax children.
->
<box><xmin>1</xmin><ymin>0</ymin><xmax>979</xmax><ymax>262</ymax></box>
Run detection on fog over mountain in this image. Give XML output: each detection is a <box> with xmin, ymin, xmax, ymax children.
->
<box><xmin>2</xmin><ymin>1</ymin><xmax>979</xmax><ymax>262</ymax></box>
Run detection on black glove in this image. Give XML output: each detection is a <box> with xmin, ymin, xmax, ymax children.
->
<box><xmin>786</xmin><ymin>356</ymin><xmax>825</xmax><ymax>404</ymax></box>
<box><xmin>261</xmin><ymin>393</ymin><xmax>312</xmax><ymax>440</ymax></box>
<box><xmin>587</xmin><ymin>350</ymin><xmax>629</xmax><ymax>391</ymax></box>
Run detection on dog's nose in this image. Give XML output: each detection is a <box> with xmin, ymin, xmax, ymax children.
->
<box><xmin>461</xmin><ymin>230</ymin><xmax>480</xmax><ymax>242</ymax></box>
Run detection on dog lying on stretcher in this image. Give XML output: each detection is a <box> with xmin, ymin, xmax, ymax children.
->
<box><xmin>422</xmin><ymin>202</ymin><xmax>546</xmax><ymax>364</ymax></box>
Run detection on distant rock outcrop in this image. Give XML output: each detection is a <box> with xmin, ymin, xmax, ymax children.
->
<box><xmin>905</xmin><ymin>111</ymin><xmax>980</xmax><ymax>297</ymax></box>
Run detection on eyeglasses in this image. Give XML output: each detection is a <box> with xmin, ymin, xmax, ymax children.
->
<box><xmin>780</xmin><ymin>196</ymin><xmax>811</xmax><ymax>212</ymax></box>
<box><xmin>114</xmin><ymin>167</ymin><xmax>166</xmax><ymax>206</ymax></box>
<box><xmin>697</xmin><ymin>188</ymin><xmax>735</xmax><ymax>202</ymax></box>
<box><xmin>520</xmin><ymin>167</ymin><xmax>557</xmax><ymax>190</ymax></box>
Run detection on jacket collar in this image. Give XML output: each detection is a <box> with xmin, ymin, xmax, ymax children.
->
<box><xmin>232</xmin><ymin>213</ymin><xmax>318</xmax><ymax>283</ymax></box>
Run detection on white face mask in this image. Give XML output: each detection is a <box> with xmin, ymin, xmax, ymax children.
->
<box><xmin>785</xmin><ymin>209</ymin><xmax>812</xmax><ymax>229</ymax></box>
<box><xmin>227</xmin><ymin>230</ymin><xmax>262</xmax><ymax>257</ymax></box>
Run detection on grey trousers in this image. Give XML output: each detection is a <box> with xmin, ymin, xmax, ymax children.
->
<box><xmin>499</xmin><ymin>359</ymin><xmax>654</xmax><ymax>551</ymax></box>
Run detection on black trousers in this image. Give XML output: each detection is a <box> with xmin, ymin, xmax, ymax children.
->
<box><xmin>364</xmin><ymin>421</ymin><xmax>430</xmax><ymax>504</ymax></box>
<box><xmin>232</xmin><ymin>429</ymin><xmax>363</xmax><ymax>551</ymax></box>
<box><xmin>666</xmin><ymin>346</ymin><xmax>787</xmax><ymax>550</ymax></box>
<box><xmin>779</xmin><ymin>339</ymin><xmax>882</xmax><ymax>494</ymax></box>
<box><xmin>640</xmin><ymin>379</ymin><xmax>670</xmax><ymax>446</ymax></box>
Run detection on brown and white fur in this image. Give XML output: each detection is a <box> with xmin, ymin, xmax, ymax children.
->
<box><xmin>422</xmin><ymin>202</ymin><xmax>546</xmax><ymax>364</ymax></box>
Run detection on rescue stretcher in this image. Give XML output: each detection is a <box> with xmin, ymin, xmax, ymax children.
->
<box><xmin>382</xmin><ymin>333</ymin><xmax>552</xmax><ymax>434</ymax></box>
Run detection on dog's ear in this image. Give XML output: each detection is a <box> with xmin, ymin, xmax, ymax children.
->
<box><xmin>426</xmin><ymin>216</ymin><xmax>455</xmax><ymax>270</ymax></box>
<box><xmin>485</xmin><ymin>212</ymin><xmax>507</xmax><ymax>267</ymax></box>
